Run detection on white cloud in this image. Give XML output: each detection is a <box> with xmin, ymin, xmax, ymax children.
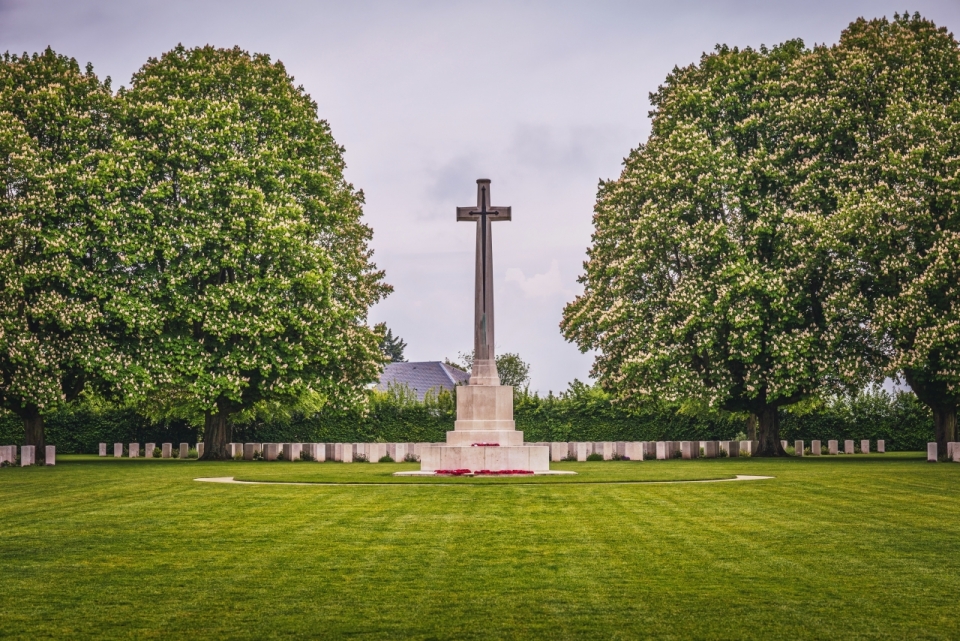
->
<box><xmin>505</xmin><ymin>260</ymin><xmax>573</xmax><ymax>299</ymax></box>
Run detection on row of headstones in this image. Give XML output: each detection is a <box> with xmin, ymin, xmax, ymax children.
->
<box><xmin>931</xmin><ymin>442</ymin><xmax>960</xmax><ymax>462</ymax></box>
<box><xmin>544</xmin><ymin>439</ymin><xmax>887</xmax><ymax>461</ymax></box>
<box><xmin>233</xmin><ymin>442</ymin><xmax>422</xmax><ymax>462</ymax></box>
<box><xmin>781</xmin><ymin>439</ymin><xmax>886</xmax><ymax>456</ymax></box>
<box><xmin>0</xmin><ymin>445</ymin><xmax>57</xmax><ymax>466</ymax></box>
<box><xmin>99</xmin><ymin>443</ymin><xmax>199</xmax><ymax>458</ymax></box>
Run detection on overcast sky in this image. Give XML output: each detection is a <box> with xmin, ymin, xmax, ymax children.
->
<box><xmin>3</xmin><ymin>0</ymin><xmax>959</xmax><ymax>393</ymax></box>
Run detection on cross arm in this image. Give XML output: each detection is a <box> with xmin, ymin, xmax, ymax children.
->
<box><xmin>456</xmin><ymin>206</ymin><xmax>512</xmax><ymax>222</ymax></box>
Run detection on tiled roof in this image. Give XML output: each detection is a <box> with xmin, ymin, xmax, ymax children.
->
<box><xmin>376</xmin><ymin>361</ymin><xmax>470</xmax><ymax>400</ymax></box>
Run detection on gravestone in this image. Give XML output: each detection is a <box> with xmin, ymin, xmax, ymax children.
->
<box><xmin>811</xmin><ymin>440</ymin><xmax>821</xmax><ymax>456</ymax></box>
<box><xmin>844</xmin><ymin>440</ymin><xmax>855</xmax><ymax>455</ymax></box>
<box><xmin>550</xmin><ymin>442</ymin><xmax>566</xmax><ymax>462</ymax></box>
<box><xmin>145</xmin><ymin>443</ymin><xmax>155</xmax><ymax>458</ymax></box>
<box><xmin>282</xmin><ymin>443</ymin><xmax>301</xmax><ymax>461</ymax></box>
<box><xmin>21</xmin><ymin>445</ymin><xmax>35</xmax><ymax>466</ymax></box>
<box><xmin>197</xmin><ymin>443</ymin><xmax>205</xmax><ymax>458</ymax></box>
<box><xmin>681</xmin><ymin>441</ymin><xmax>698</xmax><ymax>459</ymax></box>
<box><xmin>828</xmin><ymin>440</ymin><xmax>838</xmax><ymax>455</ymax></box>
<box><xmin>341</xmin><ymin>443</ymin><xmax>354</xmax><ymax>463</ymax></box>
<box><xmin>877</xmin><ymin>440</ymin><xmax>885</xmax><ymax>453</ymax></box>
<box><xmin>575</xmin><ymin>442</ymin><xmax>589</xmax><ymax>461</ymax></box>
<box><xmin>0</xmin><ymin>445</ymin><xmax>14</xmax><ymax>464</ymax></box>
<box><xmin>368</xmin><ymin>443</ymin><xmax>387</xmax><ymax>462</ymax></box>
<box><xmin>928</xmin><ymin>442</ymin><xmax>938</xmax><ymax>462</ymax></box>
<box><xmin>860</xmin><ymin>439</ymin><xmax>870</xmax><ymax>454</ymax></box>
<box><xmin>656</xmin><ymin>441</ymin><xmax>668</xmax><ymax>460</ymax></box>
<box><xmin>114</xmin><ymin>443</ymin><xmax>123</xmax><ymax>458</ymax></box>
<box><xmin>702</xmin><ymin>441</ymin><xmax>718</xmax><ymax>458</ymax></box>
<box><xmin>418</xmin><ymin>180</ymin><xmax>549</xmax><ymax>474</ymax></box>
<box><xmin>179</xmin><ymin>443</ymin><xmax>189</xmax><ymax>459</ymax></box>
<box><xmin>615</xmin><ymin>441</ymin><xmax>627</xmax><ymax>458</ymax></box>
<box><xmin>795</xmin><ymin>440</ymin><xmax>804</xmax><ymax>457</ymax></box>
<box><xmin>162</xmin><ymin>443</ymin><xmax>172</xmax><ymax>458</ymax></box>
<box><xmin>130</xmin><ymin>443</ymin><xmax>139</xmax><ymax>458</ymax></box>
<box><xmin>99</xmin><ymin>443</ymin><xmax>107</xmax><ymax>457</ymax></box>
<box><xmin>624</xmin><ymin>442</ymin><xmax>643</xmax><ymax>461</ymax></box>
<box><xmin>226</xmin><ymin>443</ymin><xmax>240</xmax><ymax>458</ymax></box>
<box><xmin>263</xmin><ymin>443</ymin><xmax>279</xmax><ymax>461</ymax></box>
<box><xmin>45</xmin><ymin>445</ymin><xmax>55</xmax><ymax>465</ymax></box>
<box><xmin>781</xmin><ymin>440</ymin><xmax>789</xmax><ymax>451</ymax></box>
<box><xmin>726</xmin><ymin>441</ymin><xmax>740</xmax><ymax>458</ymax></box>
<box><xmin>243</xmin><ymin>443</ymin><xmax>259</xmax><ymax>460</ymax></box>
<box><xmin>953</xmin><ymin>445</ymin><xmax>960</xmax><ymax>463</ymax></box>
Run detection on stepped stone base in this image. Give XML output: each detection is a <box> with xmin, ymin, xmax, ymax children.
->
<box><xmin>420</xmin><ymin>444</ymin><xmax>550</xmax><ymax>472</ymax></box>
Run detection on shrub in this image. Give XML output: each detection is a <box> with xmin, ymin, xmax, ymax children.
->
<box><xmin>300</xmin><ymin>450</ymin><xmax>315</xmax><ymax>461</ymax></box>
<box><xmin>354</xmin><ymin>454</ymin><xmax>369</xmax><ymax>463</ymax></box>
<box><xmin>403</xmin><ymin>453</ymin><xmax>420</xmax><ymax>463</ymax></box>
<box><xmin>188</xmin><ymin>448</ymin><xmax>198</xmax><ymax>459</ymax></box>
<box><xmin>586</xmin><ymin>453</ymin><xmax>604</xmax><ymax>461</ymax></box>
<box><xmin>233</xmin><ymin>451</ymin><xmax>244</xmax><ymax>461</ymax></box>
<box><xmin>378</xmin><ymin>455</ymin><xmax>394</xmax><ymax>463</ymax></box>
<box><xmin>561</xmin><ymin>454</ymin><xmax>578</xmax><ymax>461</ymax></box>
<box><xmin>153</xmin><ymin>448</ymin><xmax>162</xmax><ymax>458</ymax></box>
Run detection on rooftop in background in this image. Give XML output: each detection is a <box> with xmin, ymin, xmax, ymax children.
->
<box><xmin>376</xmin><ymin>362</ymin><xmax>470</xmax><ymax>400</ymax></box>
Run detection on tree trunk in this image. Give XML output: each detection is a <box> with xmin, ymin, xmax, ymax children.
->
<box><xmin>753</xmin><ymin>406</ymin><xmax>787</xmax><ymax>457</ymax></box>
<box><xmin>199</xmin><ymin>399</ymin><xmax>234</xmax><ymax>460</ymax></box>
<box><xmin>21</xmin><ymin>404</ymin><xmax>45</xmax><ymax>463</ymax></box>
<box><xmin>746</xmin><ymin>413</ymin><xmax>757</xmax><ymax>441</ymax></box>
<box><xmin>933</xmin><ymin>405</ymin><xmax>957</xmax><ymax>461</ymax></box>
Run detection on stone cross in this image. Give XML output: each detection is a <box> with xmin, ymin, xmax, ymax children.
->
<box><xmin>457</xmin><ymin>179</ymin><xmax>511</xmax><ymax>385</ymax></box>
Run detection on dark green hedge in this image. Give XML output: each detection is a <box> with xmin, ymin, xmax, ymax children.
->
<box><xmin>0</xmin><ymin>385</ymin><xmax>933</xmax><ymax>453</ymax></box>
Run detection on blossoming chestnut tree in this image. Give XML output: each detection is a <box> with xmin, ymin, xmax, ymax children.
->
<box><xmin>0</xmin><ymin>49</ymin><xmax>120</xmax><ymax>457</ymax></box>
<box><xmin>561</xmin><ymin>41</ymin><xmax>874</xmax><ymax>456</ymax></box>
<box><xmin>824</xmin><ymin>15</ymin><xmax>960</xmax><ymax>456</ymax></box>
<box><xmin>113</xmin><ymin>46</ymin><xmax>390</xmax><ymax>459</ymax></box>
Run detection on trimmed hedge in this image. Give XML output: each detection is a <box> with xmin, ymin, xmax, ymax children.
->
<box><xmin>0</xmin><ymin>385</ymin><xmax>933</xmax><ymax>453</ymax></box>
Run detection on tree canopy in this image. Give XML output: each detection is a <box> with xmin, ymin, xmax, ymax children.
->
<box><xmin>0</xmin><ymin>48</ymin><xmax>118</xmax><ymax>457</ymax></box>
<box><xmin>110</xmin><ymin>45</ymin><xmax>390</xmax><ymax>458</ymax></box>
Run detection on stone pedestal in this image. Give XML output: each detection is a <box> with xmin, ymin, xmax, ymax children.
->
<box><xmin>418</xmin><ymin>385</ymin><xmax>550</xmax><ymax>473</ymax></box>
<box><xmin>45</xmin><ymin>445</ymin><xmax>56</xmax><ymax>465</ymax></box>
<box><xmin>99</xmin><ymin>443</ymin><xmax>107</xmax><ymax>457</ymax></box>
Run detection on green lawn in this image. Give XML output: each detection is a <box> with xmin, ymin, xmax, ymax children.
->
<box><xmin>1</xmin><ymin>453</ymin><xmax>958</xmax><ymax>640</ymax></box>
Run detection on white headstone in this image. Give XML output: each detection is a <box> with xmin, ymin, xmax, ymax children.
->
<box><xmin>624</xmin><ymin>441</ymin><xmax>643</xmax><ymax>461</ymax></box>
<box><xmin>877</xmin><ymin>439</ymin><xmax>885</xmax><ymax>453</ymax></box>
<box><xmin>844</xmin><ymin>440</ymin><xmax>855</xmax><ymax>455</ymax></box>
<box><xmin>129</xmin><ymin>443</ymin><xmax>139</xmax><ymax>458</ymax></box>
<box><xmin>179</xmin><ymin>443</ymin><xmax>189</xmax><ymax>459</ymax></box>
<box><xmin>45</xmin><ymin>445</ymin><xmax>56</xmax><ymax>465</ymax></box>
<box><xmin>0</xmin><ymin>445</ymin><xmax>14</xmax><ymax>464</ymax></box>
<box><xmin>953</xmin><ymin>445</ymin><xmax>960</xmax><ymax>463</ymax></box>
<box><xmin>369</xmin><ymin>443</ymin><xmax>387</xmax><ymax>462</ymax></box>
<box><xmin>162</xmin><ymin>443</ymin><xmax>172</xmax><ymax>458</ymax></box>
<box><xmin>99</xmin><ymin>443</ymin><xmax>107</xmax><ymax>457</ymax></box>
<box><xmin>681</xmin><ymin>441</ymin><xmax>698</xmax><ymax>459</ymax></box>
<box><xmin>794</xmin><ymin>440</ymin><xmax>804</xmax><ymax>457</ymax></box>
<box><xmin>197</xmin><ymin>443</ymin><xmax>204</xmax><ymax>457</ymax></box>
<box><xmin>21</xmin><ymin>445</ymin><xmax>35</xmax><ymax>466</ymax></box>
<box><xmin>145</xmin><ymin>443</ymin><xmax>156</xmax><ymax>458</ymax></box>
<box><xmin>702</xmin><ymin>441</ymin><xmax>718</xmax><ymax>458</ymax></box>
<box><xmin>811</xmin><ymin>440</ymin><xmax>821</xmax><ymax>456</ymax></box>
<box><xmin>549</xmin><ymin>442</ymin><xmax>566</xmax><ymax>462</ymax></box>
<box><xmin>781</xmin><ymin>440</ymin><xmax>788</xmax><ymax>451</ymax></box>
<box><xmin>860</xmin><ymin>439</ymin><xmax>870</xmax><ymax>454</ymax></box>
<box><xmin>828</xmin><ymin>440</ymin><xmax>838</xmax><ymax>455</ymax></box>
<box><xmin>243</xmin><ymin>443</ymin><xmax>259</xmax><ymax>460</ymax></box>
<box><xmin>114</xmin><ymin>442</ymin><xmax>123</xmax><ymax>458</ymax></box>
<box><xmin>656</xmin><ymin>441</ymin><xmax>668</xmax><ymax>460</ymax></box>
<box><xmin>946</xmin><ymin>442</ymin><xmax>956</xmax><ymax>459</ymax></box>
<box><xmin>342</xmin><ymin>443</ymin><xmax>354</xmax><ymax>463</ymax></box>
<box><xmin>927</xmin><ymin>442</ymin><xmax>938</xmax><ymax>462</ymax></box>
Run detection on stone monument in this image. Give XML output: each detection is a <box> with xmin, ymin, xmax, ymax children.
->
<box><xmin>406</xmin><ymin>179</ymin><xmax>558</xmax><ymax>475</ymax></box>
